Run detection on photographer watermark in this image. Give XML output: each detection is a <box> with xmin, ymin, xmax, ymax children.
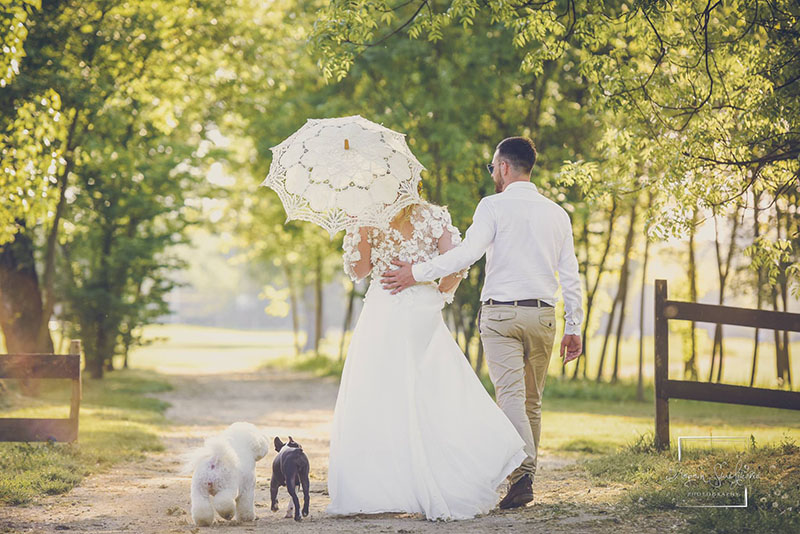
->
<box><xmin>664</xmin><ymin>436</ymin><xmax>757</xmax><ymax>508</ymax></box>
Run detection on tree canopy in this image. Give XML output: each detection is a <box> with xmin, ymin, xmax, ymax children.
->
<box><xmin>311</xmin><ymin>0</ymin><xmax>799</xmax><ymax>279</ymax></box>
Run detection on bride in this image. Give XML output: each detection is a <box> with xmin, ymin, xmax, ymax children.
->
<box><xmin>326</xmin><ymin>200</ymin><xmax>527</xmax><ymax>521</ymax></box>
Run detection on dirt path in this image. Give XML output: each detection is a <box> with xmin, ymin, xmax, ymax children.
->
<box><xmin>1</xmin><ymin>369</ymin><xmax>686</xmax><ymax>533</ymax></box>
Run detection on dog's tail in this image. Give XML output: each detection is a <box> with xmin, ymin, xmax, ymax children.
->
<box><xmin>179</xmin><ymin>435</ymin><xmax>230</xmax><ymax>476</ymax></box>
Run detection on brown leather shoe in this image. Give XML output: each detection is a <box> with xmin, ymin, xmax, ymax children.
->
<box><xmin>498</xmin><ymin>474</ymin><xmax>533</xmax><ymax>509</ymax></box>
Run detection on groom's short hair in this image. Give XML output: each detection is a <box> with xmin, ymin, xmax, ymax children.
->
<box><xmin>497</xmin><ymin>137</ymin><xmax>537</xmax><ymax>174</ymax></box>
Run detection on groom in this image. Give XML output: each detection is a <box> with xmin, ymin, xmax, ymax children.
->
<box><xmin>381</xmin><ymin>136</ymin><xmax>583</xmax><ymax>509</ymax></box>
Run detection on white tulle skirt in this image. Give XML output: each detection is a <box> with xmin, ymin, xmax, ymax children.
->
<box><xmin>326</xmin><ymin>281</ymin><xmax>526</xmax><ymax>521</ymax></box>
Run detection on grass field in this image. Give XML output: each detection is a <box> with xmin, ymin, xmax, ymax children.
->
<box><xmin>0</xmin><ymin>371</ymin><xmax>170</xmax><ymax>505</ymax></box>
<box><xmin>125</xmin><ymin>324</ymin><xmax>342</xmax><ymax>374</ymax></box>
<box><xmin>127</xmin><ymin>323</ymin><xmax>800</xmax><ymax>386</ymax></box>
<box><xmin>129</xmin><ymin>325</ymin><xmax>799</xmax><ymax>447</ymax></box>
<box><xmin>584</xmin><ymin>434</ymin><xmax>800</xmax><ymax>533</ymax></box>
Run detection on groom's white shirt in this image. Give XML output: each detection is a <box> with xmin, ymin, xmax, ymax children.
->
<box><xmin>411</xmin><ymin>181</ymin><xmax>583</xmax><ymax>336</ymax></box>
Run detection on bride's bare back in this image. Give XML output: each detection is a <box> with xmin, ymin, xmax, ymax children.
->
<box><xmin>342</xmin><ymin>202</ymin><xmax>468</xmax><ymax>298</ymax></box>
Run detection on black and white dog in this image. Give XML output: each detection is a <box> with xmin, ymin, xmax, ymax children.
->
<box><xmin>270</xmin><ymin>436</ymin><xmax>310</xmax><ymax>521</ymax></box>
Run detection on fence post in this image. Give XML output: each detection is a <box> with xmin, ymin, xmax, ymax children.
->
<box><xmin>654</xmin><ymin>279</ymin><xmax>670</xmax><ymax>450</ymax></box>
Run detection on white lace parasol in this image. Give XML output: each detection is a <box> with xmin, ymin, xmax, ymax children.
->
<box><xmin>260</xmin><ymin>115</ymin><xmax>424</xmax><ymax>237</ymax></box>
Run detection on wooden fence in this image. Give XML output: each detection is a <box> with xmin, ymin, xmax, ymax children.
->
<box><xmin>0</xmin><ymin>340</ymin><xmax>82</xmax><ymax>442</ymax></box>
<box><xmin>654</xmin><ymin>280</ymin><xmax>800</xmax><ymax>450</ymax></box>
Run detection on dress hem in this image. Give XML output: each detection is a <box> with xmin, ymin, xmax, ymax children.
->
<box><xmin>325</xmin><ymin>446</ymin><xmax>527</xmax><ymax>522</ymax></box>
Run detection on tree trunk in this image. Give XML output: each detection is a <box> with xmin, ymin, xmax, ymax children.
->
<box><xmin>779</xmin><ymin>285</ymin><xmax>792</xmax><ymax>388</ymax></box>
<box><xmin>773</xmin><ymin>287</ymin><xmax>790</xmax><ymax>386</ymax></box>
<box><xmin>463</xmin><ymin>308</ymin><xmax>478</xmax><ymax>365</ymax></box>
<box><xmin>302</xmin><ymin>285</ymin><xmax>315</xmax><ymax>353</ymax></box>
<box><xmin>597</xmin><ymin>201</ymin><xmax>635</xmax><ymax>382</ymax></box>
<box><xmin>709</xmin><ymin>207</ymin><xmax>740</xmax><ymax>383</ymax></box>
<box><xmin>58</xmin><ymin>320</ymin><xmax>69</xmax><ymax>354</ymax></box>
<box><xmin>0</xmin><ymin>227</ymin><xmax>55</xmax><ymax>395</ymax></box>
<box><xmin>39</xmin><ymin>109</ymin><xmax>81</xmax><ymax>348</ymax></box>
<box><xmin>611</xmin><ymin>200</ymin><xmax>638</xmax><ymax>383</ymax></box>
<box><xmin>637</xmin><ymin>194</ymin><xmax>652</xmax><ymax>401</ymax></box>
<box><xmin>475</xmin><ymin>339</ymin><xmax>484</xmax><ymax>377</ymax></box>
<box><xmin>750</xmin><ymin>191</ymin><xmax>763</xmax><ymax>387</ymax></box>
<box><xmin>284</xmin><ymin>264</ymin><xmax>302</xmax><ymax>356</ymax></box>
<box><xmin>314</xmin><ymin>251</ymin><xmax>323</xmax><ymax>356</ymax></box>
<box><xmin>338</xmin><ymin>281</ymin><xmax>357</xmax><ymax>362</ymax></box>
<box><xmin>574</xmin><ymin>199</ymin><xmax>617</xmax><ymax>380</ymax></box>
<box><xmin>685</xmin><ymin>208</ymin><xmax>699</xmax><ymax>379</ymax></box>
<box><xmin>570</xmin><ymin>213</ymin><xmax>589</xmax><ymax>379</ymax></box>
<box><xmin>122</xmin><ymin>336</ymin><xmax>131</xmax><ymax>369</ymax></box>
<box><xmin>780</xmin><ymin>197</ymin><xmax>794</xmax><ymax>388</ymax></box>
<box><xmin>595</xmin><ymin>282</ymin><xmax>620</xmax><ymax>382</ymax></box>
<box><xmin>0</xmin><ymin>227</ymin><xmax>54</xmax><ymax>355</ymax></box>
<box><xmin>87</xmin><ymin>326</ymin><xmax>106</xmax><ymax>379</ymax></box>
<box><xmin>773</xmin><ymin>202</ymin><xmax>792</xmax><ymax>387</ymax></box>
<box><xmin>121</xmin><ymin>279</ymin><xmax>143</xmax><ymax>370</ymax></box>
<box><xmin>468</xmin><ymin>261</ymin><xmax>486</xmax><ymax>367</ymax></box>
<box><xmin>85</xmin><ymin>223</ymin><xmax>116</xmax><ymax>379</ymax></box>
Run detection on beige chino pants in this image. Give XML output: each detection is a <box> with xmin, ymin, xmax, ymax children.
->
<box><xmin>479</xmin><ymin>304</ymin><xmax>556</xmax><ymax>484</ymax></box>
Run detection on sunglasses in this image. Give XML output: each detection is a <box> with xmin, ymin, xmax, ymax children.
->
<box><xmin>486</xmin><ymin>163</ymin><xmax>495</xmax><ymax>175</ymax></box>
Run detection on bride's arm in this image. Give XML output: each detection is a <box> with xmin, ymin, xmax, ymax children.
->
<box><xmin>343</xmin><ymin>227</ymin><xmax>374</xmax><ymax>281</ymax></box>
<box><xmin>436</xmin><ymin>229</ymin><xmax>467</xmax><ymax>294</ymax></box>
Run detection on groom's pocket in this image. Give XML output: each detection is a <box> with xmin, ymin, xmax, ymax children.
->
<box><xmin>481</xmin><ymin>308</ymin><xmax>517</xmax><ymax>335</ymax></box>
<box><xmin>538</xmin><ymin>314</ymin><xmax>555</xmax><ymax>329</ymax></box>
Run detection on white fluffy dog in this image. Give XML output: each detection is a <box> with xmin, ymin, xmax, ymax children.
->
<box><xmin>183</xmin><ymin>422</ymin><xmax>270</xmax><ymax>526</ymax></box>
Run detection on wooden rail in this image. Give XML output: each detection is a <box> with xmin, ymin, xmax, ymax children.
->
<box><xmin>654</xmin><ymin>280</ymin><xmax>800</xmax><ymax>450</ymax></box>
<box><xmin>0</xmin><ymin>340</ymin><xmax>82</xmax><ymax>442</ymax></box>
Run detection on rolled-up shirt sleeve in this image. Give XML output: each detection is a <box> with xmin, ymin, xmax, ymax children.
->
<box><xmin>412</xmin><ymin>199</ymin><xmax>496</xmax><ymax>282</ymax></box>
<box><xmin>557</xmin><ymin>214</ymin><xmax>583</xmax><ymax>336</ymax></box>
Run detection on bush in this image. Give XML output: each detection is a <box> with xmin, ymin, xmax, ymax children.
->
<box><xmin>544</xmin><ymin>377</ymin><xmax>654</xmax><ymax>402</ymax></box>
<box><xmin>262</xmin><ymin>352</ymin><xmax>344</xmax><ymax>378</ymax></box>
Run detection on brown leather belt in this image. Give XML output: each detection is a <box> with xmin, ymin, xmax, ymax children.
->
<box><xmin>482</xmin><ymin>298</ymin><xmax>553</xmax><ymax>307</ymax></box>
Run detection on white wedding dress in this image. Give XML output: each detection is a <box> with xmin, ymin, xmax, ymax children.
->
<box><xmin>326</xmin><ymin>202</ymin><xmax>526</xmax><ymax>521</ymax></box>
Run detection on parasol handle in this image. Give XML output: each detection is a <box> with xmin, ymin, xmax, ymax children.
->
<box><xmin>344</xmin><ymin>139</ymin><xmax>350</xmax><ymax>150</ymax></box>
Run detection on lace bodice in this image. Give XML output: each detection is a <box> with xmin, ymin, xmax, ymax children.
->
<box><xmin>342</xmin><ymin>203</ymin><xmax>468</xmax><ymax>302</ymax></box>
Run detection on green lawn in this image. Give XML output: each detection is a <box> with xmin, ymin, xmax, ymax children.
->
<box><xmin>541</xmin><ymin>379</ymin><xmax>800</xmax><ymax>533</ymax></box>
<box><xmin>48</xmin><ymin>322</ymin><xmax>799</xmax><ymax>388</ymax></box>
<box><xmin>543</xmin><ymin>395</ymin><xmax>800</xmax><ymax>455</ymax></box>
<box><xmin>125</xmin><ymin>324</ymin><xmax>341</xmax><ymax>374</ymax></box>
<box><xmin>0</xmin><ymin>371</ymin><xmax>170</xmax><ymax>505</ymax></box>
<box><xmin>583</xmin><ymin>433</ymin><xmax>800</xmax><ymax>533</ymax></box>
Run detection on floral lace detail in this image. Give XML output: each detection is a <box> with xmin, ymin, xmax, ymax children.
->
<box><xmin>341</xmin><ymin>203</ymin><xmax>468</xmax><ymax>299</ymax></box>
<box><xmin>342</xmin><ymin>228</ymin><xmax>362</xmax><ymax>282</ymax></box>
